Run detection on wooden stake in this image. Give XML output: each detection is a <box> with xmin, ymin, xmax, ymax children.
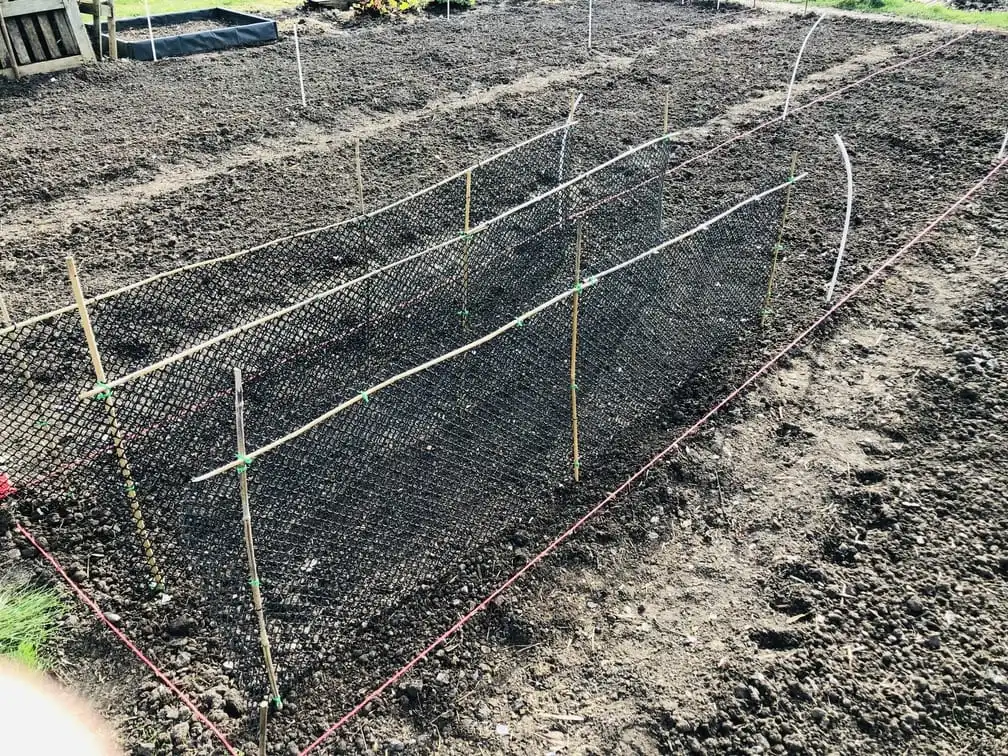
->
<box><xmin>258</xmin><ymin>700</ymin><xmax>269</xmax><ymax>756</ymax></box>
<box><xmin>662</xmin><ymin>87</ymin><xmax>670</xmax><ymax>135</ymax></box>
<box><xmin>761</xmin><ymin>153</ymin><xmax>798</xmax><ymax>327</ymax></box>
<box><xmin>66</xmin><ymin>257</ymin><xmax>165</xmax><ymax>590</ymax></box>
<box><xmin>570</xmin><ymin>220</ymin><xmax>583</xmax><ymax>482</ymax></box>
<box><xmin>92</xmin><ymin>1</ymin><xmax>103</xmax><ymax>62</ymax></box>
<box><xmin>234</xmin><ymin>368</ymin><xmax>282</xmax><ymax>710</ymax></box>
<box><xmin>108</xmin><ymin>0</ymin><xmax>117</xmax><ymax>61</ymax></box>
<box><xmin>355</xmin><ymin>138</ymin><xmax>365</xmax><ymax>217</ymax></box>
<box><xmin>587</xmin><ymin>0</ymin><xmax>592</xmax><ymax>51</ymax></box>
<box><xmin>0</xmin><ymin>2</ymin><xmax>22</xmax><ymax>80</ymax></box>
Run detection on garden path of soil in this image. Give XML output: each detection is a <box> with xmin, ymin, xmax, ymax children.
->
<box><xmin>1</xmin><ymin>1</ymin><xmax>1006</xmax><ymax>755</ymax></box>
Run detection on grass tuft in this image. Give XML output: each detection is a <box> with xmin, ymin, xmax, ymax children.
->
<box><xmin>789</xmin><ymin>0</ymin><xmax>1008</xmax><ymax>31</ymax></box>
<box><xmin>0</xmin><ymin>580</ymin><xmax>63</xmax><ymax>671</ymax></box>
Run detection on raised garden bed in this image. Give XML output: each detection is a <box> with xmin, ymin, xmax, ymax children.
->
<box><xmin>98</xmin><ymin>7</ymin><xmax>277</xmax><ymax>61</ymax></box>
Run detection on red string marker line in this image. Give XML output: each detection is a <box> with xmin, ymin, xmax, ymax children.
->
<box><xmin>299</xmin><ymin>155</ymin><xmax>1008</xmax><ymax>756</ymax></box>
<box><xmin>13</xmin><ymin>523</ymin><xmax>240</xmax><ymax>756</ymax></box>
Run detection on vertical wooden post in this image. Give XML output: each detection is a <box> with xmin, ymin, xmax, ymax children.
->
<box><xmin>258</xmin><ymin>700</ymin><xmax>269</xmax><ymax>756</ymax></box>
<box><xmin>761</xmin><ymin>153</ymin><xmax>798</xmax><ymax>327</ymax></box>
<box><xmin>66</xmin><ymin>257</ymin><xmax>165</xmax><ymax>591</ymax></box>
<box><xmin>92</xmin><ymin>1</ymin><xmax>103</xmax><ymax>62</ymax></box>
<box><xmin>107</xmin><ymin>0</ymin><xmax>117</xmax><ymax>60</ymax></box>
<box><xmin>570</xmin><ymin>220</ymin><xmax>583</xmax><ymax>482</ymax></box>
<box><xmin>0</xmin><ymin>2</ymin><xmax>22</xmax><ymax>80</ymax></box>
<box><xmin>234</xmin><ymin>368</ymin><xmax>282</xmax><ymax>710</ymax></box>
<box><xmin>355</xmin><ymin>138</ymin><xmax>365</xmax><ymax>217</ymax></box>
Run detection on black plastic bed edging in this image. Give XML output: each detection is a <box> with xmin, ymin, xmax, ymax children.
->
<box><xmin>95</xmin><ymin>7</ymin><xmax>278</xmax><ymax>61</ymax></box>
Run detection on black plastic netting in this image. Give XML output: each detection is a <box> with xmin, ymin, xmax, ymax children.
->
<box><xmin>0</xmin><ymin>126</ymin><xmax>785</xmax><ymax>701</ymax></box>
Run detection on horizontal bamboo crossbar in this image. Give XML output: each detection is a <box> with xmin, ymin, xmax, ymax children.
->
<box><xmin>80</xmin><ymin>131</ymin><xmax>671</xmax><ymax>400</ymax></box>
<box><xmin>192</xmin><ymin>173</ymin><xmax>806</xmax><ymax>483</ymax></box>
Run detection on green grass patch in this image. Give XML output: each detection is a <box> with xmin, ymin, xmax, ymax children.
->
<box><xmin>110</xmin><ymin>0</ymin><xmax>297</xmax><ymax>21</ymax></box>
<box><xmin>785</xmin><ymin>0</ymin><xmax>1008</xmax><ymax>30</ymax></box>
<box><xmin>0</xmin><ymin>580</ymin><xmax>63</xmax><ymax>671</ymax></box>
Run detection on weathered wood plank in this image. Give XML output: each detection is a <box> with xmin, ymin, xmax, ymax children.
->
<box><xmin>62</xmin><ymin>0</ymin><xmax>94</xmax><ymax>62</ymax></box>
<box><xmin>0</xmin><ymin>51</ymin><xmax>82</xmax><ymax>78</ymax></box>
<box><xmin>49</xmin><ymin>5</ymin><xmax>78</xmax><ymax>55</ymax></box>
<box><xmin>2</xmin><ymin>0</ymin><xmax>65</xmax><ymax>19</ymax></box>
<box><xmin>17</xmin><ymin>15</ymin><xmax>46</xmax><ymax>62</ymax></box>
<box><xmin>5</xmin><ymin>17</ymin><xmax>31</xmax><ymax>65</ymax></box>
<box><xmin>36</xmin><ymin>11</ymin><xmax>60</xmax><ymax>57</ymax></box>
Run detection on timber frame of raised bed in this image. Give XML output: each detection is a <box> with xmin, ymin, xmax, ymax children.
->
<box><xmin>0</xmin><ymin>0</ymin><xmax>95</xmax><ymax>79</ymax></box>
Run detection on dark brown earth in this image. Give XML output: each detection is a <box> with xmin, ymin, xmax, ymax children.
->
<box><xmin>1</xmin><ymin>1</ymin><xmax>1006</xmax><ymax>755</ymax></box>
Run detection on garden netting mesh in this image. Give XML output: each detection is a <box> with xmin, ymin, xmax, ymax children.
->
<box><xmin>0</xmin><ymin>123</ymin><xmax>785</xmax><ymax>701</ymax></box>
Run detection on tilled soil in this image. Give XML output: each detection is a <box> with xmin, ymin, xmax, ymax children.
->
<box><xmin>1</xmin><ymin>1</ymin><xmax>1006</xmax><ymax>755</ymax></box>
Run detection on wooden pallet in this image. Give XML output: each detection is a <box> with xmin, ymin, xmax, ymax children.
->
<box><xmin>0</xmin><ymin>0</ymin><xmax>95</xmax><ymax>79</ymax></box>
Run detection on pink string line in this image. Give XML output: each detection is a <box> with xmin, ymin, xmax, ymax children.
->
<box><xmin>13</xmin><ymin>522</ymin><xmax>240</xmax><ymax>756</ymax></box>
<box><xmin>298</xmin><ymin>153</ymin><xmax>1008</xmax><ymax>756</ymax></box>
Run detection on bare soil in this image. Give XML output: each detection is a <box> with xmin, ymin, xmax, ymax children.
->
<box><xmin>1</xmin><ymin>1</ymin><xmax>1006</xmax><ymax>755</ymax></box>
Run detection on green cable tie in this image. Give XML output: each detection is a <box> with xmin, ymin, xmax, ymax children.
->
<box><xmin>271</xmin><ymin>695</ymin><xmax>283</xmax><ymax>706</ymax></box>
<box><xmin>123</xmin><ymin>482</ymin><xmax>136</xmax><ymax>493</ymax></box>
<box><xmin>774</xmin><ymin>243</ymin><xmax>784</xmax><ymax>251</ymax></box>
<box><xmin>571</xmin><ymin>383</ymin><xmax>578</xmax><ymax>391</ymax></box>
<box><xmin>514</xmin><ymin>317</ymin><xmax>524</xmax><ymax>328</ymax></box>
<box><xmin>249</xmin><ymin>578</ymin><xmax>261</xmax><ymax>588</ymax></box>
<box><xmin>236</xmin><ymin>454</ymin><xmax>252</xmax><ymax>474</ymax></box>
<box><xmin>360</xmin><ymin>390</ymin><xmax>370</xmax><ymax>404</ymax></box>
<box><xmin>457</xmin><ymin>309</ymin><xmax>469</xmax><ymax>317</ymax></box>
<box><xmin>573</xmin><ymin>460</ymin><xmax>581</xmax><ymax>468</ymax></box>
<box><xmin>574</xmin><ymin>282</ymin><xmax>583</xmax><ymax>293</ymax></box>
<box><xmin>94</xmin><ymin>381</ymin><xmax>112</xmax><ymax>400</ymax></box>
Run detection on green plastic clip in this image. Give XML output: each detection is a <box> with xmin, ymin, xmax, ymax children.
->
<box><xmin>94</xmin><ymin>381</ymin><xmax>112</xmax><ymax>401</ymax></box>
<box><xmin>360</xmin><ymin>390</ymin><xmax>370</xmax><ymax>404</ymax></box>
<box><xmin>236</xmin><ymin>454</ymin><xmax>252</xmax><ymax>474</ymax></box>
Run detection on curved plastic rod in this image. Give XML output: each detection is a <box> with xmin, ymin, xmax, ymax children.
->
<box><xmin>999</xmin><ymin>126</ymin><xmax>1008</xmax><ymax>160</ymax></box>
<box><xmin>783</xmin><ymin>15</ymin><xmax>826</xmax><ymax>122</ymax></box>
<box><xmin>143</xmin><ymin>0</ymin><xmax>157</xmax><ymax>62</ymax></box>
<box><xmin>826</xmin><ymin>133</ymin><xmax>854</xmax><ymax>303</ymax></box>
<box><xmin>557</xmin><ymin>91</ymin><xmax>584</xmax><ymax>181</ymax></box>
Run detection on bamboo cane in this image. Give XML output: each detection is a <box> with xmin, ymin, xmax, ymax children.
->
<box><xmin>192</xmin><ymin>173</ymin><xmax>808</xmax><ymax>483</ymax></box>
<box><xmin>761</xmin><ymin>153</ymin><xmax>799</xmax><ymax>326</ymax></box>
<box><xmin>233</xmin><ymin>368</ymin><xmax>282</xmax><ymax>710</ymax></box>
<box><xmin>570</xmin><ymin>221</ymin><xmax>583</xmax><ymax>482</ymax></box>
<box><xmin>66</xmin><ymin>257</ymin><xmax>165</xmax><ymax>590</ymax></box>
